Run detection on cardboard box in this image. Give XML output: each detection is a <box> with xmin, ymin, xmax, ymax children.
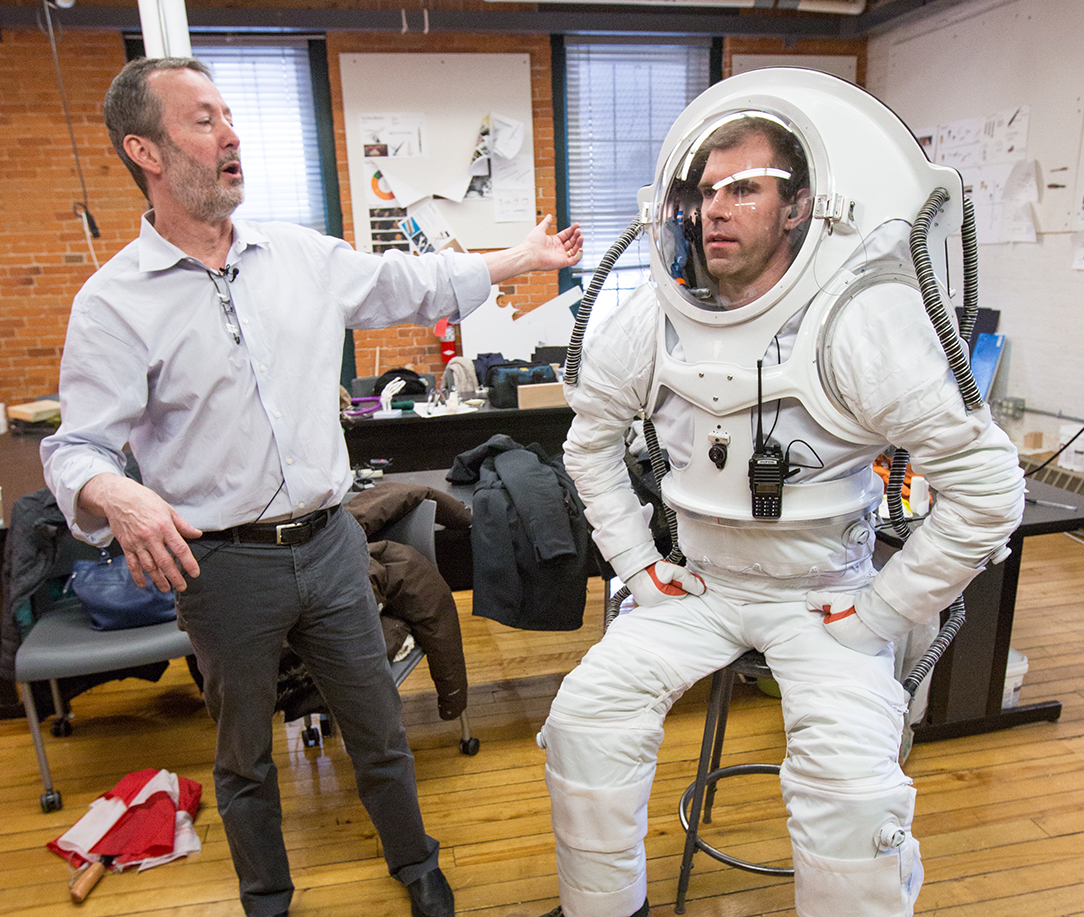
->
<box><xmin>7</xmin><ymin>400</ymin><xmax>61</xmax><ymax>423</ymax></box>
<box><xmin>517</xmin><ymin>381</ymin><xmax>567</xmax><ymax>410</ymax></box>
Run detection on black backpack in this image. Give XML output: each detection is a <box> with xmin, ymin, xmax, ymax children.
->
<box><xmin>484</xmin><ymin>362</ymin><xmax>558</xmax><ymax>408</ymax></box>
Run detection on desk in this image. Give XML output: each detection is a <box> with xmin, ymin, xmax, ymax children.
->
<box><xmin>877</xmin><ymin>478</ymin><xmax>1084</xmax><ymax>743</ymax></box>
<box><xmin>344</xmin><ymin>403</ymin><xmax>574</xmax><ymax>472</ymax></box>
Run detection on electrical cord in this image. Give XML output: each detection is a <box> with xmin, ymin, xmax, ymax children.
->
<box><xmin>1023</xmin><ymin>422</ymin><xmax>1084</xmax><ymax>477</ymax></box>
<box><xmin>40</xmin><ymin>0</ymin><xmax>100</xmax><ymax>245</ymax></box>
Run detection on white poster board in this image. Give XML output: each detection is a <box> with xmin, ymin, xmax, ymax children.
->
<box><xmin>339</xmin><ymin>53</ymin><xmax>537</xmax><ymax>252</ymax></box>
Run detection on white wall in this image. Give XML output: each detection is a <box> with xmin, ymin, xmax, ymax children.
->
<box><xmin>867</xmin><ymin>0</ymin><xmax>1084</xmax><ymax>450</ymax></box>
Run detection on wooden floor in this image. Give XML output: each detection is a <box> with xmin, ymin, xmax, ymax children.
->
<box><xmin>3</xmin><ymin>532</ymin><xmax>1083</xmax><ymax>917</ymax></box>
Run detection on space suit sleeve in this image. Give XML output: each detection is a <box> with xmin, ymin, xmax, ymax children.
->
<box><xmin>830</xmin><ymin>283</ymin><xmax>1025</xmax><ymax>626</ymax></box>
<box><xmin>562</xmin><ymin>285</ymin><xmax>665</xmax><ymax>582</ymax></box>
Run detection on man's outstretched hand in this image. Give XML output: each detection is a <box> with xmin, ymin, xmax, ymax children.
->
<box><xmin>523</xmin><ymin>214</ymin><xmax>584</xmax><ymax>271</ymax></box>
<box><xmin>483</xmin><ymin>214</ymin><xmax>583</xmax><ymax>282</ymax></box>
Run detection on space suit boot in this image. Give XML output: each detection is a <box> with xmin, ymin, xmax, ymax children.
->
<box><xmin>538</xmin><ymin>900</ymin><xmax>649</xmax><ymax>917</ymax></box>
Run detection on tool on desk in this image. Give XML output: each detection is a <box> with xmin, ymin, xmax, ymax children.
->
<box><xmin>1025</xmin><ymin>495</ymin><xmax>1078</xmax><ymax>511</ymax></box>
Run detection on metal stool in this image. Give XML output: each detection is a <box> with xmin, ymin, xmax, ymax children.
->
<box><xmin>675</xmin><ymin>650</ymin><xmax>794</xmax><ymax>913</ymax></box>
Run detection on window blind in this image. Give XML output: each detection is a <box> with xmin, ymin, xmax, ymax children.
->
<box><xmin>193</xmin><ymin>43</ymin><xmax>327</xmax><ymax>232</ymax></box>
<box><xmin>565</xmin><ymin>41</ymin><xmax>710</xmax><ymax>308</ymax></box>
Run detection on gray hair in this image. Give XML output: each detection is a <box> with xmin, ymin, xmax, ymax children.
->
<box><xmin>103</xmin><ymin>57</ymin><xmax>213</xmax><ymax>197</ymax></box>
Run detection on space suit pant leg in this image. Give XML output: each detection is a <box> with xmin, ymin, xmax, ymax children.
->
<box><xmin>754</xmin><ymin>601</ymin><xmax>923</xmax><ymax>917</ymax></box>
<box><xmin>539</xmin><ymin>594</ymin><xmax>744</xmax><ymax>917</ymax></box>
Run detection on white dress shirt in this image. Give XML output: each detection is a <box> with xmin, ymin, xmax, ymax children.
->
<box><xmin>42</xmin><ymin>213</ymin><xmax>491</xmax><ymax>544</ymax></box>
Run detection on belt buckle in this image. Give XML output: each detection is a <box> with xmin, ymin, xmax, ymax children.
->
<box><xmin>276</xmin><ymin>521</ymin><xmax>303</xmax><ymax>545</ymax></box>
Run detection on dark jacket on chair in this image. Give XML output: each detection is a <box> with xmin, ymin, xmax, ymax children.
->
<box><xmin>449</xmin><ymin>434</ymin><xmax>590</xmax><ymax>631</ymax></box>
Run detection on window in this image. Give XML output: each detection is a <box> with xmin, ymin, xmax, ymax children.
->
<box><xmin>564</xmin><ymin>40</ymin><xmax>711</xmax><ymax>313</ymax></box>
<box><xmin>192</xmin><ymin>42</ymin><xmax>328</xmax><ymax>232</ymax></box>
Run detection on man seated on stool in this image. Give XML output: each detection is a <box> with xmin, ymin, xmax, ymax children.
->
<box><xmin>534</xmin><ymin>74</ymin><xmax>1022</xmax><ymax>917</ymax></box>
<box><xmin>41</xmin><ymin>56</ymin><xmax>581</xmax><ymax>917</ymax></box>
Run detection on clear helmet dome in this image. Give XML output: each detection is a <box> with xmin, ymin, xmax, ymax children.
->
<box><xmin>649</xmin><ymin>109</ymin><xmax>816</xmax><ymax>318</ymax></box>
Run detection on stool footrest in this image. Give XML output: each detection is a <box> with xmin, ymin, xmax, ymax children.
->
<box><xmin>679</xmin><ymin>764</ymin><xmax>795</xmax><ymax>878</ymax></box>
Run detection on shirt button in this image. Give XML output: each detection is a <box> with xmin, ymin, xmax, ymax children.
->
<box><xmin>286</xmin><ymin>458</ymin><xmax>294</xmax><ymax>465</ymax></box>
<box><xmin>298</xmin><ymin>502</ymin><xmax>306</xmax><ymax>510</ymax></box>
<box><xmin>242</xmin><ymin>318</ymin><xmax>249</xmax><ymax>324</ymax></box>
<box><xmin>259</xmin><ymin>365</ymin><xmax>267</xmax><ymax>372</ymax></box>
<box><xmin>274</xmin><ymin>411</ymin><xmax>282</xmax><ymax>419</ymax></box>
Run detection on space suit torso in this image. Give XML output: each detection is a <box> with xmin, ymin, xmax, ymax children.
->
<box><xmin>646</xmin><ymin>226</ymin><xmax>922</xmax><ymax>582</ymax></box>
<box><xmin>564</xmin><ymin>222</ymin><xmax>1021</xmax><ymax>616</ymax></box>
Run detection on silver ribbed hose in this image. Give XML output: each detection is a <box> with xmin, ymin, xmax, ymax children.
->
<box><xmin>887</xmin><ymin>447</ymin><xmax>967</xmax><ymax>696</ymax></box>
<box><xmin>958</xmin><ymin>197</ymin><xmax>979</xmax><ymax>343</ymax></box>
<box><xmin>909</xmin><ymin>189</ymin><xmax>983</xmax><ymax>411</ymax></box>
<box><xmin>605</xmin><ymin>416</ymin><xmax>688</xmax><ymax>628</ymax></box>
<box><xmin>564</xmin><ymin>220</ymin><xmax>644</xmax><ymax>387</ymax></box>
<box><xmin>891</xmin><ymin>189</ymin><xmax>981</xmax><ymax>697</ymax></box>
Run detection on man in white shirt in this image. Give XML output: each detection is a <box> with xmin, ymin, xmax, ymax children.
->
<box><xmin>41</xmin><ymin>56</ymin><xmax>581</xmax><ymax>917</ymax></box>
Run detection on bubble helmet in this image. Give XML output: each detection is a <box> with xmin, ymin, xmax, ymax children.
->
<box><xmin>634</xmin><ymin>68</ymin><xmax>965</xmax><ymax>529</ymax></box>
<box><xmin>639</xmin><ymin>67</ymin><xmax>963</xmax><ymax>328</ymax></box>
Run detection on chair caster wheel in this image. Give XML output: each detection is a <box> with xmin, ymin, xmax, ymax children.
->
<box><xmin>301</xmin><ymin>727</ymin><xmax>321</xmax><ymax>748</ymax></box>
<box><xmin>51</xmin><ymin>719</ymin><xmax>73</xmax><ymax>738</ymax></box>
<box><xmin>41</xmin><ymin>790</ymin><xmax>63</xmax><ymax>813</ymax></box>
<box><xmin>459</xmin><ymin>737</ymin><xmax>480</xmax><ymax>756</ymax></box>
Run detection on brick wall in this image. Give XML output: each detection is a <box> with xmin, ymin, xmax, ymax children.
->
<box><xmin>0</xmin><ymin>16</ymin><xmax>559</xmax><ymax>406</ymax></box>
<box><xmin>0</xmin><ymin>28</ymin><xmax>141</xmax><ymax>408</ymax></box>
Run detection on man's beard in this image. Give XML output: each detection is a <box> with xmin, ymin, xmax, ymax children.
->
<box><xmin>161</xmin><ymin>140</ymin><xmax>244</xmax><ymax>222</ymax></box>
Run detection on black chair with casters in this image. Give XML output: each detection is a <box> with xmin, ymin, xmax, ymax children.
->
<box><xmin>296</xmin><ymin>498</ymin><xmax>479</xmax><ymax>756</ymax></box>
<box><xmin>675</xmin><ymin>650</ymin><xmax>793</xmax><ymax>914</ymax></box>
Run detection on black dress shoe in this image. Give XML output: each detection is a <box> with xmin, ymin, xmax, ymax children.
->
<box><xmin>406</xmin><ymin>868</ymin><xmax>455</xmax><ymax>917</ymax></box>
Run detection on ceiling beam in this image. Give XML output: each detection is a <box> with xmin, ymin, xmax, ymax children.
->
<box><xmin>0</xmin><ymin>1</ymin><xmax>967</xmax><ymax>37</ymax></box>
<box><xmin>856</xmin><ymin>0</ymin><xmax>978</xmax><ymax>34</ymax></box>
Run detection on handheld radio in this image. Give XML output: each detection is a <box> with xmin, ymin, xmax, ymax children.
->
<box><xmin>748</xmin><ymin>359</ymin><xmax>789</xmax><ymax>518</ymax></box>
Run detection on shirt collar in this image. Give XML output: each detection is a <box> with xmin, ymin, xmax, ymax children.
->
<box><xmin>137</xmin><ymin>210</ymin><xmax>271</xmax><ymax>273</ymax></box>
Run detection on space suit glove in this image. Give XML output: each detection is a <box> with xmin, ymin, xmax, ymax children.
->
<box><xmin>627</xmin><ymin>561</ymin><xmax>706</xmax><ymax>608</ymax></box>
<box><xmin>806</xmin><ymin>588</ymin><xmax>913</xmax><ymax>656</ymax></box>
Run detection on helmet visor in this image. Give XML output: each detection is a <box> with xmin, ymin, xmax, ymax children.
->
<box><xmin>653</xmin><ymin>110</ymin><xmax>812</xmax><ymax>312</ymax></box>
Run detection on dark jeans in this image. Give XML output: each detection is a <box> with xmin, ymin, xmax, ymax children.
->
<box><xmin>177</xmin><ymin>509</ymin><xmax>438</xmax><ymax>917</ymax></box>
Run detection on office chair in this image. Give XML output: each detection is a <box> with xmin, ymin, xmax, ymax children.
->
<box><xmin>14</xmin><ymin>551</ymin><xmax>194</xmax><ymax>814</ymax></box>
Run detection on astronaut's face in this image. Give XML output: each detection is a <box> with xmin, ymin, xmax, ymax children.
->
<box><xmin>697</xmin><ymin>133</ymin><xmax>806</xmax><ymax>307</ymax></box>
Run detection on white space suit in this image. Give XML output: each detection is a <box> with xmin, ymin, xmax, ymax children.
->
<box><xmin>542</xmin><ymin>70</ymin><xmax>1024</xmax><ymax>917</ymax></box>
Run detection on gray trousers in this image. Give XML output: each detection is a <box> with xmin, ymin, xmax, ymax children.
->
<box><xmin>177</xmin><ymin>509</ymin><xmax>439</xmax><ymax>917</ymax></box>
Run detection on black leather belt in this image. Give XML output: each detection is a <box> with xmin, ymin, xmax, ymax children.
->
<box><xmin>195</xmin><ymin>505</ymin><xmax>339</xmax><ymax>546</ymax></box>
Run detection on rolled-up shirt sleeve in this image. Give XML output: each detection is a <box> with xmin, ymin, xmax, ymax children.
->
<box><xmin>41</xmin><ymin>299</ymin><xmax>144</xmax><ymax>545</ymax></box>
<box><xmin>333</xmin><ymin>242</ymin><xmax>492</xmax><ymax>330</ymax></box>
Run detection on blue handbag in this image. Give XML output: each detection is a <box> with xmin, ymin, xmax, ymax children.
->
<box><xmin>65</xmin><ymin>550</ymin><xmax>177</xmax><ymax>631</ymax></box>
